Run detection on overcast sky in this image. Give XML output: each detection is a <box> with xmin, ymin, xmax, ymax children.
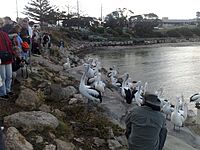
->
<box><xmin>1</xmin><ymin>0</ymin><xmax>200</xmax><ymax>21</ymax></box>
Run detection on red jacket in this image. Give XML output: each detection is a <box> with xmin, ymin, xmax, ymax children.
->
<box><xmin>0</xmin><ymin>30</ymin><xmax>14</xmax><ymax>64</ymax></box>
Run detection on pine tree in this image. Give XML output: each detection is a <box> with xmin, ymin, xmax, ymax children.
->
<box><xmin>24</xmin><ymin>0</ymin><xmax>53</xmax><ymax>23</ymax></box>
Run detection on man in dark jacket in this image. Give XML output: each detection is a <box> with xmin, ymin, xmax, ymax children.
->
<box><xmin>125</xmin><ymin>93</ymin><xmax>167</xmax><ymax>150</ymax></box>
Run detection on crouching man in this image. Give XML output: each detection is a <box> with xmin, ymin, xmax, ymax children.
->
<box><xmin>125</xmin><ymin>92</ymin><xmax>167</xmax><ymax>150</ymax></box>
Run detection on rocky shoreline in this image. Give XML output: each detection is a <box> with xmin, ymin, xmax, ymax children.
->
<box><xmin>1</xmin><ymin>39</ymin><xmax>200</xmax><ymax>149</ymax></box>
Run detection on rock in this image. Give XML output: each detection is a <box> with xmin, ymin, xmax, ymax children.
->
<box><xmin>53</xmin><ymin>109</ymin><xmax>66</xmax><ymax>118</ymax></box>
<box><xmin>39</xmin><ymin>104</ymin><xmax>51</xmax><ymax>113</ymax></box>
<box><xmin>107</xmin><ymin>139</ymin><xmax>123</xmax><ymax>150</ymax></box>
<box><xmin>185</xmin><ymin>109</ymin><xmax>196</xmax><ymax>125</ymax></box>
<box><xmin>43</xmin><ymin>144</ymin><xmax>56</xmax><ymax>150</ymax></box>
<box><xmin>4</xmin><ymin>111</ymin><xmax>59</xmax><ymax>133</ymax></box>
<box><xmin>36</xmin><ymin>135</ymin><xmax>43</xmax><ymax>143</ymax></box>
<box><xmin>115</xmin><ymin>135</ymin><xmax>128</xmax><ymax>146</ymax></box>
<box><xmin>164</xmin><ymin>135</ymin><xmax>198</xmax><ymax>150</ymax></box>
<box><xmin>5</xmin><ymin>127</ymin><xmax>33</xmax><ymax>150</ymax></box>
<box><xmin>15</xmin><ymin>88</ymin><xmax>41</xmax><ymax>110</ymax></box>
<box><xmin>45</xmin><ymin>84</ymin><xmax>77</xmax><ymax>101</ymax></box>
<box><xmin>93</xmin><ymin>137</ymin><xmax>106</xmax><ymax>147</ymax></box>
<box><xmin>69</xmin><ymin>98</ymin><xmax>78</xmax><ymax>105</ymax></box>
<box><xmin>55</xmin><ymin>139</ymin><xmax>76</xmax><ymax>150</ymax></box>
<box><xmin>73</xmin><ymin>94</ymin><xmax>86</xmax><ymax>103</ymax></box>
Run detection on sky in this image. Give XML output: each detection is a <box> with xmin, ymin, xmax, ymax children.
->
<box><xmin>1</xmin><ymin>0</ymin><xmax>200</xmax><ymax>21</ymax></box>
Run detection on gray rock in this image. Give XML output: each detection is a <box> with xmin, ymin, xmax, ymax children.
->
<box><xmin>15</xmin><ymin>88</ymin><xmax>41</xmax><ymax>110</ymax></box>
<box><xmin>55</xmin><ymin>139</ymin><xmax>76</xmax><ymax>150</ymax></box>
<box><xmin>115</xmin><ymin>135</ymin><xmax>128</xmax><ymax>146</ymax></box>
<box><xmin>4</xmin><ymin>111</ymin><xmax>59</xmax><ymax>133</ymax></box>
<box><xmin>93</xmin><ymin>137</ymin><xmax>106</xmax><ymax>147</ymax></box>
<box><xmin>43</xmin><ymin>144</ymin><xmax>56</xmax><ymax>150</ymax></box>
<box><xmin>107</xmin><ymin>139</ymin><xmax>123</xmax><ymax>150</ymax></box>
<box><xmin>164</xmin><ymin>135</ymin><xmax>198</xmax><ymax>150</ymax></box>
<box><xmin>5</xmin><ymin>127</ymin><xmax>33</xmax><ymax>150</ymax></box>
<box><xmin>46</xmin><ymin>84</ymin><xmax>77</xmax><ymax>101</ymax></box>
<box><xmin>36</xmin><ymin>135</ymin><xmax>44</xmax><ymax>143</ymax></box>
<box><xmin>39</xmin><ymin>104</ymin><xmax>51</xmax><ymax>113</ymax></box>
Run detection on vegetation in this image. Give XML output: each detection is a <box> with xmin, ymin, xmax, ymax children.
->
<box><xmin>24</xmin><ymin>0</ymin><xmax>200</xmax><ymax>41</ymax></box>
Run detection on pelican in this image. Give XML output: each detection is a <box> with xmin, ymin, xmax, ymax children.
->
<box><xmin>190</xmin><ymin>93</ymin><xmax>200</xmax><ymax>103</ymax></box>
<box><xmin>63</xmin><ymin>58</ymin><xmax>71</xmax><ymax>70</ymax></box>
<box><xmin>94</xmin><ymin>72</ymin><xmax>106</xmax><ymax>93</ymax></box>
<box><xmin>134</xmin><ymin>83</ymin><xmax>144</xmax><ymax>106</ymax></box>
<box><xmin>121</xmin><ymin>73</ymin><xmax>137</xmax><ymax>104</ymax></box>
<box><xmin>79</xmin><ymin>64</ymin><xmax>102</xmax><ymax>103</ymax></box>
<box><xmin>171</xmin><ymin>98</ymin><xmax>188</xmax><ymax>131</ymax></box>
<box><xmin>161</xmin><ymin>101</ymin><xmax>174</xmax><ymax>120</ymax></box>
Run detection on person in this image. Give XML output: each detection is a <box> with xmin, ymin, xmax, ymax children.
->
<box><xmin>125</xmin><ymin>92</ymin><xmax>167</xmax><ymax>150</ymax></box>
<box><xmin>0</xmin><ymin>18</ymin><xmax>15</xmax><ymax>99</ymax></box>
<box><xmin>2</xmin><ymin>16</ymin><xmax>13</xmax><ymax>34</ymax></box>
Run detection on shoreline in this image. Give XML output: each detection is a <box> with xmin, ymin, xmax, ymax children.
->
<box><xmin>76</xmin><ymin>41</ymin><xmax>200</xmax><ymax>57</ymax></box>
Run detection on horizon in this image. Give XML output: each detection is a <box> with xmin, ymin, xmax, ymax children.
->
<box><xmin>0</xmin><ymin>0</ymin><xmax>199</xmax><ymax>21</ymax></box>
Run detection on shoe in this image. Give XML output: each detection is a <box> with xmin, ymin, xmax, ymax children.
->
<box><xmin>7</xmin><ymin>92</ymin><xmax>14</xmax><ymax>96</ymax></box>
<box><xmin>0</xmin><ymin>95</ymin><xmax>9</xmax><ymax>99</ymax></box>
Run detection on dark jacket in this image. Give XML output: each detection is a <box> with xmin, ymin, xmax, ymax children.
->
<box><xmin>125</xmin><ymin>105</ymin><xmax>167</xmax><ymax>150</ymax></box>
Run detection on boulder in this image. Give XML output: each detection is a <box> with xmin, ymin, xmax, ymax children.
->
<box><xmin>15</xmin><ymin>88</ymin><xmax>41</xmax><ymax>110</ymax></box>
<box><xmin>4</xmin><ymin>111</ymin><xmax>59</xmax><ymax>133</ymax></box>
<box><xmin>5</xmin><ymin>127</ymin><xmax>33</xmax><ymax>150</ymax></box>
<box><xmin>55</xmin><ymin>139</ymin><xmax>75</xmax><ymax>150</ymax></box>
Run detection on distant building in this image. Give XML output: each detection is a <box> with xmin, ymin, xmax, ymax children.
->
<box><xmin>161</xmin><ymin>17</ymin><xmax>197</xmax><ymax>28</ymax></box>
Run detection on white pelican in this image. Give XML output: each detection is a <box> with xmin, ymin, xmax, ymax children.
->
<box><xmin>134</xmin><ymin>84</ymin><xmax>144</xmax><ymax>106</ymax></box>
<box><xmin>121</xmin><ymin>73</ymin><xmax>137</xmax><ymax>104</ymax></box>
<box><xmin>190</xmin><ymin>93</ymin><xmax>200</xmax><ymax>103</ymax></box>
<box><xmin>161</xmin><ymin>101</ymin><xmax>174</xmax><ymax>120</ymax></box>
<box><xmin>79</xmin><ymin>64</ymin><xmax>102</xmax><ymax>103</ymax></box>
<box><xmin>63</xmin><ymin>58</ymin><xmax>71</xmax><ymax>70</ymax></box>
<box><xmin>171</xmin><ymin>98</ymin><xmax>188</xmax><ymax>131</ymax></box>
<box><xmin>94</xmin><ymin>72</ymin><xmax>106</xmax><ymax>93</ymax></box>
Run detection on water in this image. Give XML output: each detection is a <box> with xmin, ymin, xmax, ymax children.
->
<box><xmin>88</xmin><ymin>45</ymin><xmax>200</xmax><ymax>108</ymax></box>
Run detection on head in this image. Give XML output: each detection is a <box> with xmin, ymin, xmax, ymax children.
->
<box><xmin>0</xmin><ymin>18</ymin><xmax>4</xmax><ymax>28</ymax></box>
<box><xmin>144</xmin><ymin>92</ymin><xmax>161</xmax><ymax>111</ymax></box>
<box><xmin>13</xmin><ymin>24</ymin><xmax>22</xmax><ymax>33</ymax></box>
<box><xmin>3</xmin><ymin>16</ymin><xmax>12</xmax><ymax>25</ymax></box>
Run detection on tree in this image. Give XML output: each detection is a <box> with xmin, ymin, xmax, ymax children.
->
<box><xmin>104</xmin><ymin>8</ymin><xmax>134</xmax><ymax>29</ymax></box>
<box><xmin>24</xmin><ymin>0</ymin><xmax>53</xmax><ymax>23</ymax></box>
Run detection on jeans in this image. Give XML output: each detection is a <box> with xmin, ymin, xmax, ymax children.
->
<box><xmin>0</xmin><ymin>63</ymin><xmax>12</xmax><ymax>96</ymax></box>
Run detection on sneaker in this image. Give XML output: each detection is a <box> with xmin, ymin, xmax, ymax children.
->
<box><xmin>7</xmin><ymin>92</ymin><xmax>14</xmax><ymax>96</ymax></box>
<box><xmin>0</xmin><ymin>95</ymin><xmax>9</xmax><ymax>99</ymax></box>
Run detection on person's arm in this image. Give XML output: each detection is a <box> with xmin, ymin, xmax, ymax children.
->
<box><xmin>159</xmin><ymin>119</ymin><xmax>167</xmax><ymax>150</ymax></box>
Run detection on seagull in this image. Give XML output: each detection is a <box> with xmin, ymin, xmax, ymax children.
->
<box><xmin>79</xmin><ymin>64</ymin><xmax>102</xmax><ymax>103</ymax></box>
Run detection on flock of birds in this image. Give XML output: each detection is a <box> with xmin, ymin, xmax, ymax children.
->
<box><xmin>63</xmin><ymin>57</ymin><xmax>200</xmax><ymax>132</ymax></box>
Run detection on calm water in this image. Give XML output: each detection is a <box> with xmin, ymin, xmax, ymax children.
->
<box><xmin>88</xmin><ymin>45</ymin><xmax>200</xmax><ymax>107</ymax></box>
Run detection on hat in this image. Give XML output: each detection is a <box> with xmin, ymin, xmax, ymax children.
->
<box><xmin>22</xmin><ymin>42</ymin><xmax>29</xmax><ymax>49</ymax></box>
<box><xmin>144</xmin><ymin>93</ymin><xmax>161</xmax><ymax>107</ymax></box>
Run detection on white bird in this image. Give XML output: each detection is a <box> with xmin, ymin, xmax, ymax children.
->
<box><xmin>121</xmin><ymin>73</ymin><xmax>137</xmax><ymax>104</ymax></box>
<box><xmin>171</xmin><ymin>98</ymin><xmax>188</xmax><ymax>131</ymax></box>
<box><xmin>79</xmin><ymin>64</ymin><xmax>102</xmax><ymax>103</ymax></box>
<box><xmin>190</xmin><ymin>93</ymin><xmax>200</xmax><ymax>103</ymax></box>
<box><xmin>134</xmin><ymin>83</ymin><xmax>144</xmax><ymax>106</ymax></box>
<box><xmin>94</xmin><ymin>72</ymin><xmax>106</xmax><ymax>93</ymax></box>
<box><xmin>63</xmin><ymin>58</ymin><xmax>71</xmax><ymax>70</ymax></box>
<box><xmin>162</xmin><ymin>101</ymin><xmax>174</xmax><ymax>120</ymax></box>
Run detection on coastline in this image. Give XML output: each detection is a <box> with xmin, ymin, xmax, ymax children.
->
<box><xmin>76</xmin><ymin>41</ymin><xmax>200</xmax><ymax>57</ymax></box>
